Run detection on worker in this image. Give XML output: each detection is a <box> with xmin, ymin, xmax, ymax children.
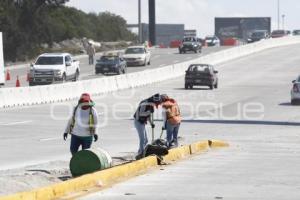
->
<box><xmin>133</xmin><ymin>93</ymin><xmax>162</xmax><ymax>159</ymax></box>
<box><xmin>87</xmin><ymin>41</ymin><xmax>95</xmax><ymax>65</ymax></box>
<box><xmin>64</xmin><ymin>93</ymin><xmax>99</xmax><ymax>155</ymax></box>
<box><xmin>161</xmin><ymin>94</ymin><xmax>181</xmax><ymax>148</ymax></box>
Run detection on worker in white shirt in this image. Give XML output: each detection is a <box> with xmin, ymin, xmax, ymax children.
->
<box><xmin>64</xmin><ymin>93</ymin><xmax>99</xmax><ymax>155</ymax></box>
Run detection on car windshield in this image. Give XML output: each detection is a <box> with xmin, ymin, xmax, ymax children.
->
<box><xmin>252</xmin><ymin>32</ymin><xmax>265</xmax><ymax>37</ymax></box>
<box><xmin>125</xmin><ymin>48</ymin><xmax>145</xmax><ymax>54</ymax></box>
<box><xmin>35</xmin><ymin>56</ymin><xmax>64</xmax><ymax>65</ymax></box>
<box><xmin>205</xmin><ymin>37</ymin><xmax>215</xmax><ymax>40</ymax></box>
<box><xmin>189</xmin><ymin>65</ymin><xmax>210</xmax><ymax>73</ymax></box>
<box><xmin>183</xmin><ymin>37</ymin><xmax>196</xmax><ymax>42</ymax></box>
<box><xmin>100</xmin><ymin>56</ymin><xmax>118</xmax><ymax>61</ymax></box>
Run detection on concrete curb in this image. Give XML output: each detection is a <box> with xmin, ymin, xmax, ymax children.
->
<box><xmin>0</xmin><ymin>140</ymin><xmax>229</xmax><ymax>200</ymax></box>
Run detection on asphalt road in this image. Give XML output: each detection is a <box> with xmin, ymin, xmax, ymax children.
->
<box><xmin>3</xmin><ymin>46</ymin><xmax>227</xmax><ymax>88</ymax></box>
<box><xmin>76</xmin><ymin>43</ymin><xmax>300</xmax><ymax>199</ymax></box>
<box><xmin>1</xmin><ymin>43</ymin><xmax>300</xmax><ymax>199</ymax></box>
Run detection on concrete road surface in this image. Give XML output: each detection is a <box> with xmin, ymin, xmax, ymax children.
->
<box><xmin>1</xmin><ymin>44</ymin><xmax>300</xmax><ymax>199</ymax></box>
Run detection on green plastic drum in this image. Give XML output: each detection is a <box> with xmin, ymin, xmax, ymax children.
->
<box><xmin>70</xmin><ymin>148</ymin><xmax>112</xmax><ymax>177</ymax></box>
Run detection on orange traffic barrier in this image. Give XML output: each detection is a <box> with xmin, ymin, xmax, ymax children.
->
<box><xmin>16</xmin><ymin>76</ymin><xmax>20</xmax><ymax>87</ymax></box>
<box><xmin>6</xmin><ymin>69</ymin><xmax>11</xmax><ymax>81</ymax></box>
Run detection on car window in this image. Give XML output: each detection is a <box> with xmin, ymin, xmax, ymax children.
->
<box><xmin>189</xmin><ymin>65</ymin><xmax>210</xmax><ymax>72</ymax></box>
<box><xmin>100</xmin><ymin>56</ymin><xmax>118</xmax><ymax>61</ymax></box>
<box><xmin>125</xmin><ymin>48</ymin><xmax>145</xmax><ymax>54</ymax></box>
<box><xmin>36</xmin><ymin>56</ymin><xmax>64</xmax><ymax>65</ymax></box>
<box><xmin>65</xmin><ymin>56</ymin><xmax>71</xmax><ymax>63</ymax></box>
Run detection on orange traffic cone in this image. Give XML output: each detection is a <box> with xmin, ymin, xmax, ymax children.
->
<box><xmin>6</xmin><ymin>69</ymin><xmax>11</xmax><ymax>81</ymax></box>
<box><xmin>16</xmin><ymin>76</ymin><xmax>20</xmax><ymax>87</ymax></box>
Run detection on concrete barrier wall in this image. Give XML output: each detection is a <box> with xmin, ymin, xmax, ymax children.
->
<box><xmin>1</xmin><ymin>36</ymin><xmax>300</xmax><ymax>108</ymax></box>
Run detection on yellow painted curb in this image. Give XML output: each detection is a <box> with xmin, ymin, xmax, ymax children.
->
<box><xmin>189</xmin><ymin>141</ymin><xmax>210</xmax><ymax>154</ymax></box>
<box><xmin>162</xmin><ymin>145</ymin><xmax>190</xmax><ymax>162</ymax></box>
<box><xmin>0</xmin><ymin>140</ymin><xmax>229</xmax><ymax>200</ymax></box>
<box><xmin>208</xmin><ymin>140</ymin><xmax>229</xmax><ymax>148</ymax></box>
<box><xmin>0</xmin><ymin>156</ymin><xmax>158</xmax><ymax>200</ymax></box>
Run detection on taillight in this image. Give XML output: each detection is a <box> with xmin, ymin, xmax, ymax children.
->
<box><xmin>293</xmin><ymin>84</ymin><xmax>300</xmax><ymax>92</ymax></box>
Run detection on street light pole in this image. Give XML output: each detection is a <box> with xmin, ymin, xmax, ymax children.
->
<box><xmin>138</xmin><ymin>0</ymin><xmax>142</xmax><ymax>43</ymax></box>
<box><xmin>277</xmin><ymin>0</ymin><xmax>280</xmax><ymax>30</ymax></box>
<box><xmin>282</xmin><ymin>14</ymin><xmax>285</xmax><ymax>30</ymax></box>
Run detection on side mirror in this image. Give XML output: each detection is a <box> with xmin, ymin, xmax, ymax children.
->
<box><xmin>292</xmin><ymin>80</ymin><xmax>296</xmax><ymax>83</ymax></box>
<box><xmin>66</xmin><ymin>61</ymin><xmax>71</xmax><ymax>67</ymax></box>
<box><xmin>214</xmin><ymin>70</ymin><xmax>218</xmax><ymax>74</ymax></box>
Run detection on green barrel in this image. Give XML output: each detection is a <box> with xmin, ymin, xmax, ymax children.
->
<box><xmin>69</xmin><ymin>148</ymin><xmax>112</xmax><ymax>177</ymax></box>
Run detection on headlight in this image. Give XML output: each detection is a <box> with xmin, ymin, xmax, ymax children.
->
<box><xmin>54</xmin><ymin>70</ymin><xmax>62</xmax><ymax>76</ymax></box>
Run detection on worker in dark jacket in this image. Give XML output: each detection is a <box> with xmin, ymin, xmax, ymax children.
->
<box><xmin>134</xmin><ymin>94</ymin><xmax>162</xmax><ymax>159</ymax></box>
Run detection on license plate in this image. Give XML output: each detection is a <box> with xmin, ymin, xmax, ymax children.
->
<box><xmin>103</xmin><ymin>68</ymin><xmax>109</xmax><ymax>71</ymax></box>
<box><xmin>195</xmin><ymin>80</ymin><xmax>201</xmax><ymax>83</ymax></box>
<box><xmin>42</xmin><ymin>79</ymin><xmax>47</xmax><ymax>82</ymax></box>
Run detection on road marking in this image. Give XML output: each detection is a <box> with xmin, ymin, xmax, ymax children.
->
<box><xmin>0</xmin><ymin>120</ymin><xmax>33</xmax><ymax>126</ymax></box>
<box><xmin>39</xmin><ymin>137</ymin><xmax>61</xmax><ymax>142</ymax></box>
<box><xmin>159</xmin><ymin>64</ymin><xmax>166</xmax><ymax>67</ymax></box>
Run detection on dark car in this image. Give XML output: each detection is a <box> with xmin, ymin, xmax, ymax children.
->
<box><xmin>271</xmin><ymin>30</ymin><xmax>287</xmax><ymax>38</ymax></box>
<box><xmin>179</xmin><ymin>37</ymin><xmax>202</xmax><ymax>54</ymax></box>
<box><xmin>247</xmin><ymin>30</ymin><xmax>269</xmax><ymax>43</ymax></box>
<box><xmin>185</xmin><ymin>64</ymin><xmax>218</xmax><ymax>90</ymax></box>
<box><xmin>293</xmin><ymin>30</ymin><xmax>300</xmax><ymax>36</ymax></box>
<box><xmin>95</xmin><ymin>54</ymin><xmax>127</xmax><ymax>75</ymax></box>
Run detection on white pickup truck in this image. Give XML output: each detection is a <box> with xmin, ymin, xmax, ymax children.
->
<box><xmin>29</xmin><ymin>53</ymin><xmax>80</xmax><ymax>86</ymax></box>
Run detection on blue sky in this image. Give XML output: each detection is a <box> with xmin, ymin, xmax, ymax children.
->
<box><xmin>67</xmin><ymin>0</ymin><xmax>299</xmax><ymax>37</ymax></box>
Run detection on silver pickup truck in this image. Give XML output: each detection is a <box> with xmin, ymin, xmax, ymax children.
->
<box><xmin>29</xmin><ymin>53</ymin><xmax>80</xmax><ymax>86</ymax></box>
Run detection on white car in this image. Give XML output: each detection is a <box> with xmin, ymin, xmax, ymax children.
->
<box><xmin>205</xmin><ymin>35</ymin><xmax>220</xmax><ymax>47</ymax></box>
<box><xmin>123</xmin><ymin>46</ymin><xmax>151</xmax><ymax>66</ymax></box>
<box><xmin>29</xmin><ymin>53</ymin><xmax>80</xmax><ymax>86</ymax></box>
<box><xmin>291</xmin><ymin>76</ymin><xmax>300</xmax><ymax>105</ymax></box>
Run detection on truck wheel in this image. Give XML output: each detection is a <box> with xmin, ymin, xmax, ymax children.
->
<box><xmin>209</xmin><ymin>85</ymin><xmax>214</xmax><ymax>90</ymax></box>
<box><xmin>143</xmin><ymin>59</ymin><xmax>147</xmax><ymax>66</ymax></box>
<box><xmin>73</xmin><ymin>70</ymin><xmax>79</xmax><ymax>81</ymax></box>
<box><xmin>185</xmin><ymin>84</ymin><xmax>189</xmax><ymax>90</ymax></box>
<box><xmin>148</xmin><ymin>60</ymin><xmax>151</xmax><ymax>65</ymax></box>
<box><xmin>62</xmin><ymin>74</ymin><xmax>66</xmax><ymax>83</ymax></box>
<box><xmin>291</xmin><ymin>99</ymin><xmax>296</xmax><ymax>105</ymax></box>
<box><xmin>214</xmin><ymin>81</ymin><xmax>218</xmax><ymax>89</ymax></box>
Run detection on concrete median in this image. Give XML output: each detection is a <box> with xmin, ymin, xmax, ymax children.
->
<box><xmin>1</xmin><ymin>37</ymin><xmax>300</xmax><ymax>108</ymax></box>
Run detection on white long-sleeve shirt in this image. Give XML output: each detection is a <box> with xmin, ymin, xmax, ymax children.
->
<box><xmin>65</xmin><ymin>106</ymin><xmax>98</xmax><ymax>137</ymax></box>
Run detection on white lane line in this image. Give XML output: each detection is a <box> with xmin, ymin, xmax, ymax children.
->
<box><xmin>152</xmin><ymin>55</ymin><xmax>161</xmax><ymax>59</ymax></box>
<box><xmin>159</xmin><ymin>64</ymin><xmax>166</xmax><ymax>67</ymax></box>
<box><xmin>39</xmin><ymin>137</ymin><xmax>61</xmax><ymax>142</ymax></box>
<box><xmin>0</xmin><ymin>120</ymin><xmax>33</xmax><ymax>126</ymax></box>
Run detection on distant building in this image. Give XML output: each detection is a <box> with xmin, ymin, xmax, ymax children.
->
<box><xmin>184</xmin><ymin>30</ymin><xmax>197</xmax><ymax>38</ymax></box>
<box><xmin>128</xmin><ymin>23</ymin><xmax>185</xmax><ymax>47</ymax></box>
<box><xmin>215</xmin><ymin>17</ymin><xmax>271</xmax><ymax>41</ymax></box>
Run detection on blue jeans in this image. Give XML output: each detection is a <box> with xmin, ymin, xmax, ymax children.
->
<box><xmin>134</xmin><ymin>119</ymin><xmax>148</xmax><ymax>154</ymax></box>
<box><xmin>70</xmin><ymin>134</ymin><xmax>93</xmax><ymax>155</ymax></box>
<box><xmin>166</xmin><ymin>122</ymin><xmax>180</xmax><ymax>147</ymax></box>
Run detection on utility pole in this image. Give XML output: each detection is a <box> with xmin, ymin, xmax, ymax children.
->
<box><xmin>281</xmin><ymin>14</ymin><xmax>285</xmax><ymax>30</ymax></box>
<box><xmin>149</xmin><ymin>0</ymin><xmax>156</xmax><ymax>46</ymax></box>
<box><xmin>138</xmin><ymin>0</ymin><xmax>142</xmax><ymax>43</ymax></box>
<box><xmin>277</xmin><ymin>0</ymin><xmax>280</xmax><ymax>30</ymax></box>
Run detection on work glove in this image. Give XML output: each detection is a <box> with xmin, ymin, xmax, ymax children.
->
<box><xmin>63</xmin><ymin>133</ymin><xmax>68</xmax><ymax>141</ymax></box>
<box><xmin>94</xmin><ymin>134</ymin><xmax>98</xmax><ymax>142</ymax></box>
<box><xmin>151</xmin><ymin>123</ymin><xmax>155</xmax><ymax>129</ymax></box>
